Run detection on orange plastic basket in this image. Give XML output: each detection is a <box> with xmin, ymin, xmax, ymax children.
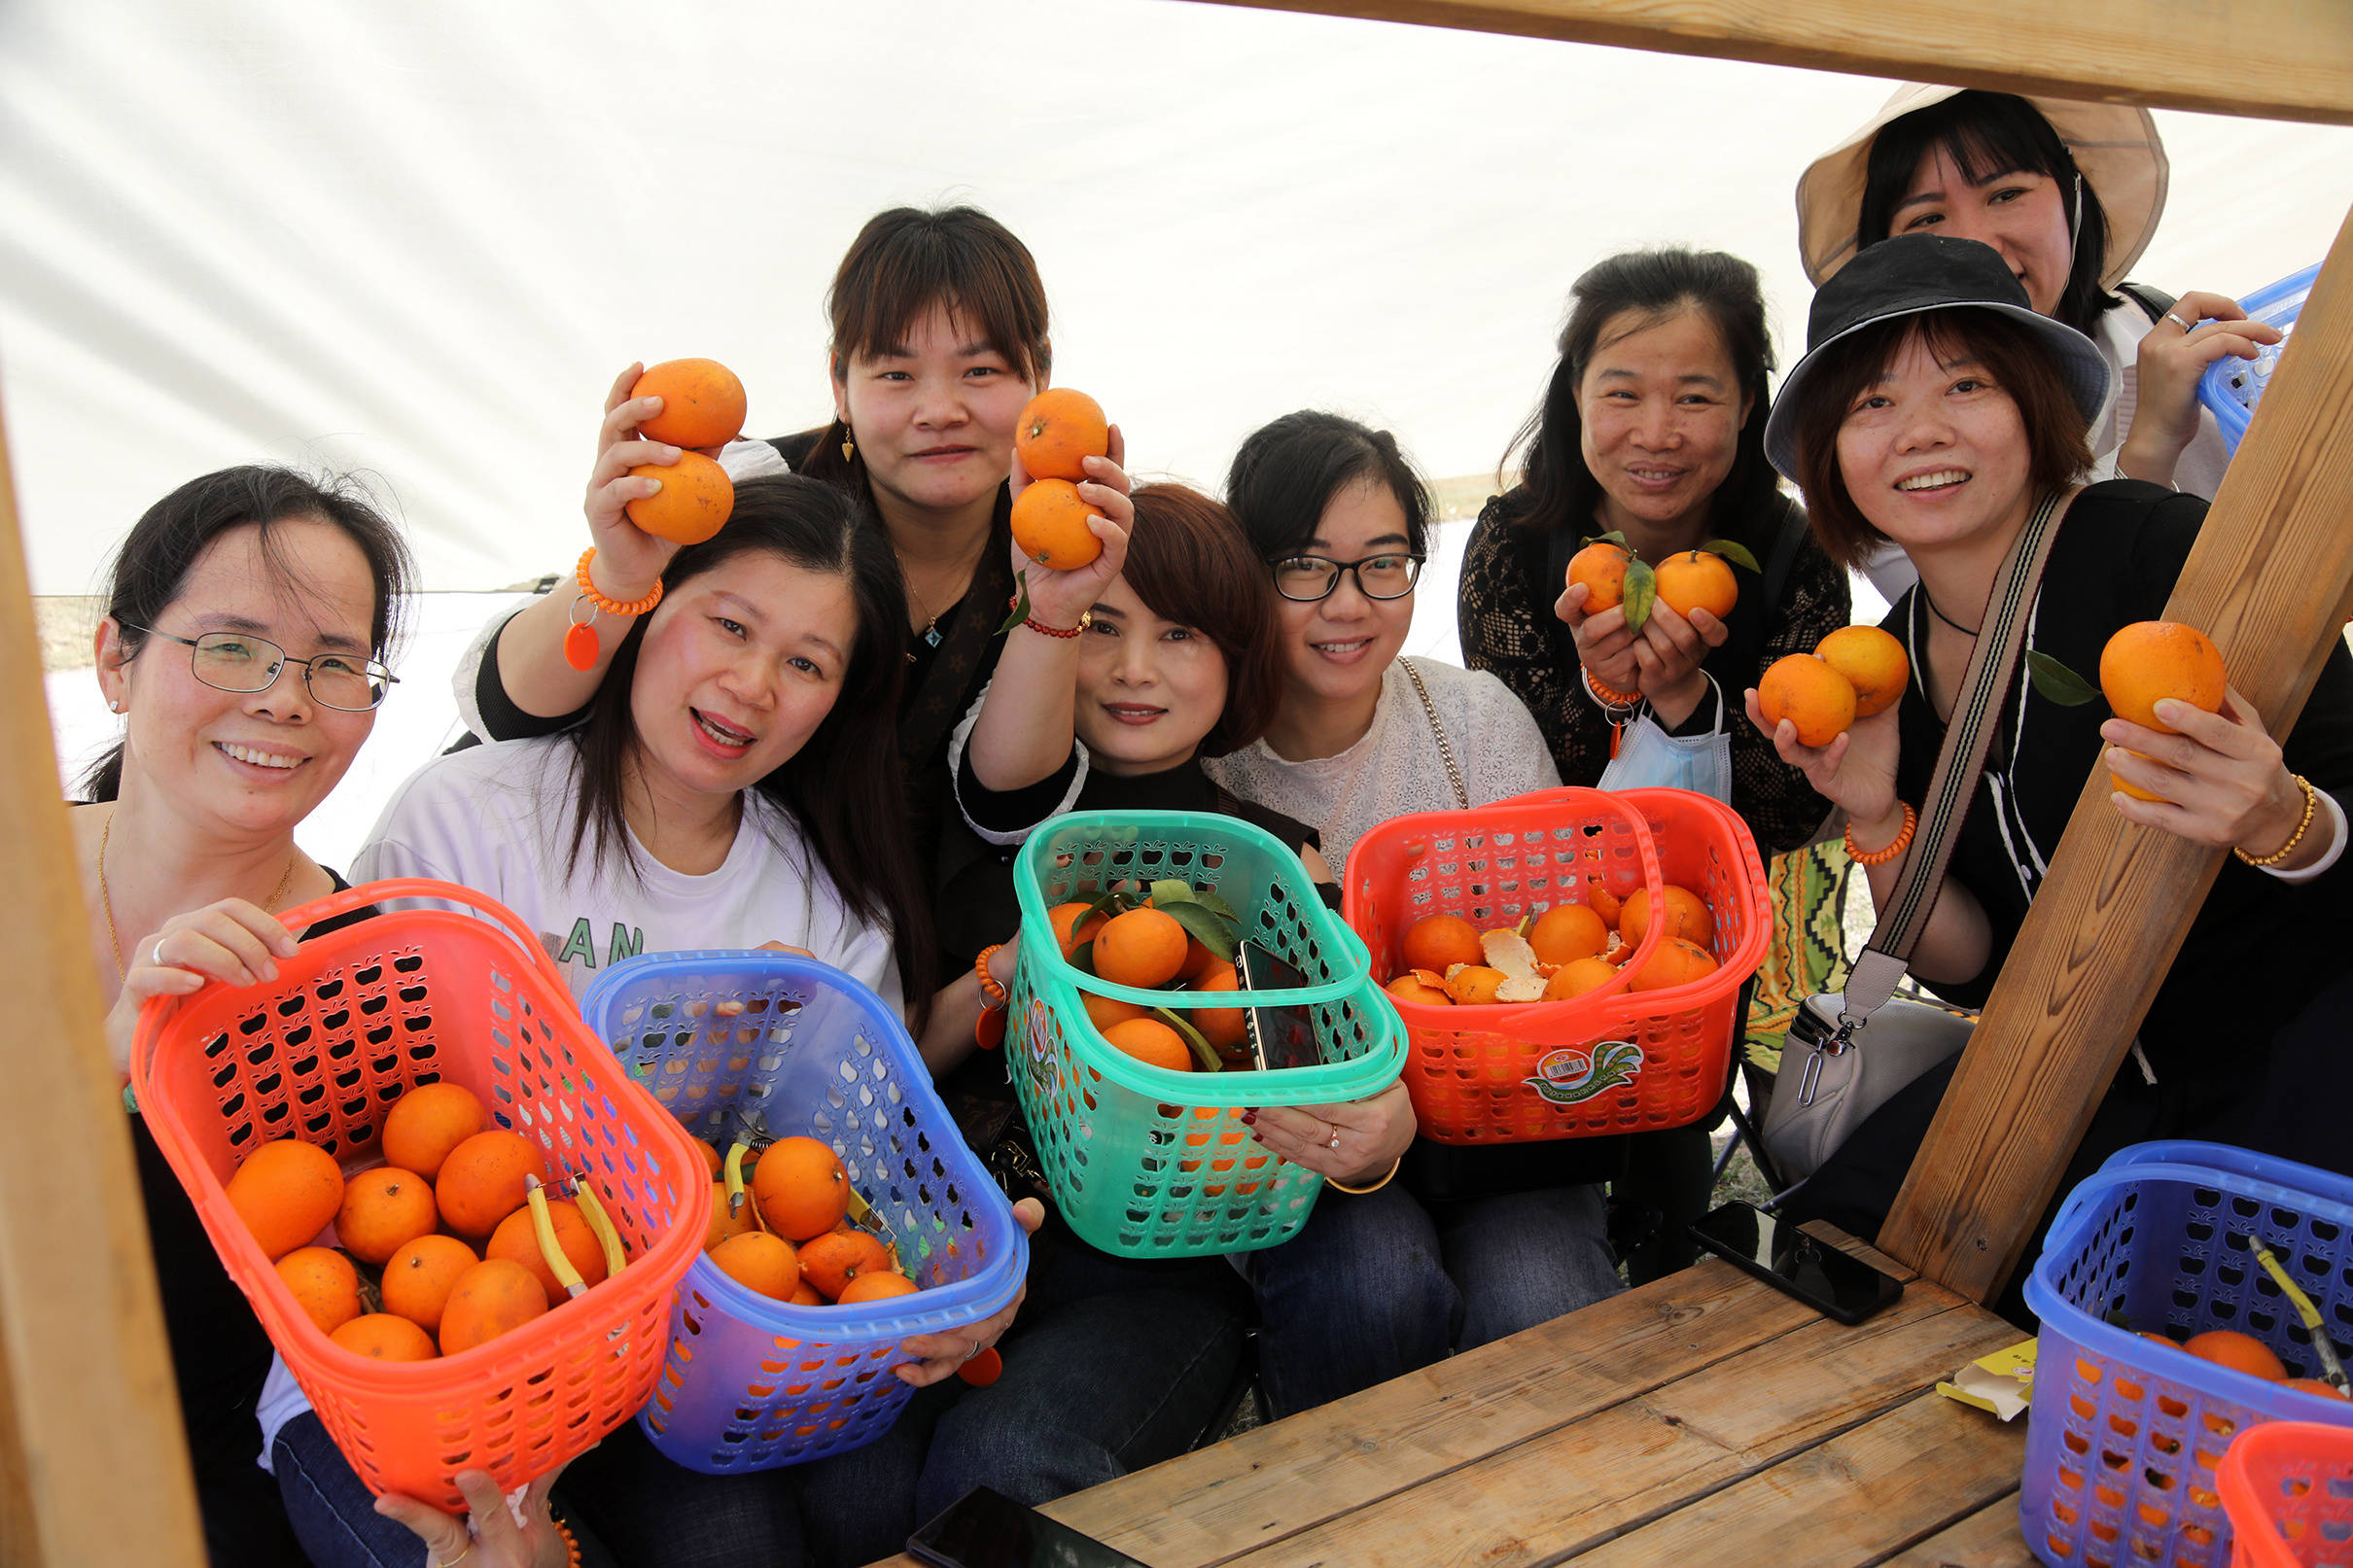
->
<box><xmin>2221</xmin><ymin>1420</ymin><xmax>2353</xmax><ymax>1568</ymax></box>
<box><xmin>129</xmin><ymin>879</ymin><xmax>711</xmax><ymax>1512</ymax></box>
<box><xmin>1343</xmin><ymin>786</ymin><xmax>1772</xmax><ymax>1143</ymax></box>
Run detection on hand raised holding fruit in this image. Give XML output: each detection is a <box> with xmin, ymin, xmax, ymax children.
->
<box><xmin>2103</xmin><ymin>688</ymin><xmax>2318</xmax><ymax>858</ymax></box>
<box><xmin>1005</xmin><ymin>390</ymin><xmax>1133</xmax><ymax>629</ymax></box>
<box><xmin>1744</xmin><ymin>677</ymin><xmax>1901</xmax><ymax>834</ymax></box>
<box><xmin>105</xmin><ymin>896</ymin><xmax>301</xmax><ymax>1075</ymax></box>
<box><xmin>582</xmin><ymin>362</ymin><xmax>730</xmax><ymax>602</ymax></box>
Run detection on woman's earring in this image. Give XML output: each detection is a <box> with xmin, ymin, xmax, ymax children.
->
<box><xmin>108</xmin><ymin>699</ymin><xmax>123</xmax><ymax>714</ymax></box>
<box><xmin>840</xmin><ymin>434</ymin><xmax>856</xmax><ymax>463</ymax></box>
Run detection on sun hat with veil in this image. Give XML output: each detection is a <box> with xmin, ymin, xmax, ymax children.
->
<box><xmin>1795</xmin><ymin>84</ymin><xmax>2169</xmax><ymax>291</ymax></box>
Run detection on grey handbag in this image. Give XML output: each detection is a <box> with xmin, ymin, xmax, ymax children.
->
<box><xmin>1761</xmin><ymin>491</ymin><xmax>2070</xmax><ymax>1185</ymax></box>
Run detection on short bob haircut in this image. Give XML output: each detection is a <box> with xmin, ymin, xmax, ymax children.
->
<box><xmin>1856</xmin><ymin>91</ymin><xmax>2119</xmax><ymax>338</ymax></box>
<box><xmin>1504</xmin><ymin>248</ymin><xmax>1781</xmax><ymax>542</ymax></box>
<box><xmin>85</xmin><ymin>466</ymin><xmax>413</xmax><ymax>801</ymax></box>
<box><xmin>1113</xmin><ymin>483</ymin><xmax>1282</xmax><ymax>758</ymax></box>
<box><xmin>800</xmin><ymin>205</ymin><xmax>1050</xmax><ymax>489</ymax></box>
<box><xmin>1223</xmin><ymin>411</ymin><xmax>1430</xmax><ymax>564</ymax></box>
<box><xmin>1788</xmin><ymin>307</ymin><xmax>2095</xmax><ymax>571</ymax></box>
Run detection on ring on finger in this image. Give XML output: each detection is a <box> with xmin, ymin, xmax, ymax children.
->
<box><xmin>152</xmin><ymin>938</ymin><xmax>168</xmax><ymax>968</ymax></box>
<box><xmin>1326</xmin><ymin>1129</ymin><xmax>1342</xmax><ymax>1150</ymax></box>
<box><xmin>2165</xmin><ymin>311</ymin><xmax>2194</xmax><ymax>331</ymax></box>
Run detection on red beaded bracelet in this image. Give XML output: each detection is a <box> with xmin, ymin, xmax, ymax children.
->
<box><xmin>1006</xmin><ymin>596</ymin><xmax>1091</xmax><ymax>639</ymax></box>
<box><xmin>1844</xmin><ymin>801</ymin><xmax>1917</xmax><ymax>866</ymax></box>
<box><xmin>553</xmin><ymin>1518</ymin><xmax>583</xmax><ymax>1568</ymax></box>
<box><xmin>1585</xmin><ymin>667</ymin><xmax>1641</xmax><ymax>709</ymax></box>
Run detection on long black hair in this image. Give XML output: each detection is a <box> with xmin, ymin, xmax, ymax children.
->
<box><xmin>1502</xmin><ymin>248</ymin><xmax>1780</xmax><ymax>543</ymax></box>
<box><xmin>84</xmin><ymin>466</ymin><xmax>412</xmax><ymax>801</ymax></box>
<box><xmin>1856</xmin><ymin>90</ymin><xmax>2120</xmax><ymax>337</ymax></box>
<box><xmin>1223</xmin><ymin>411</ymin><xmax>1430</xmax><ymax>563</ymax></box>
<box><xmin>562</xmin><ymin>472</ymin><xmax>935</xmax><ymax>1020</ymax></box>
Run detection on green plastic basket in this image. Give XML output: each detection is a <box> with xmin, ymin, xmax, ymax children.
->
<box><xmin>1007</xmin><ymin>810</ymin><xmax>1406</xmax><ymax>1257</ymax></box>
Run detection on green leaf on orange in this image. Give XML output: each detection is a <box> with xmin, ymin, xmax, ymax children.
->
<box><xmin>1151</xmin><ymin>1007</ymin><xmax>1223</xmax><ymax>1071</ymax></box>
<box><xmin>1702</xmin><ymin>539</ymin><xmax>1761</xmax><ymax>573</ymax></box>
<box><xmin>1620</xmin><ymin>559</ymin><xmax>1659</xmax><ymax>633</ymax></box>
<box><xmin>2026</xmin><ymin>650</ymin><xmax>2100</xmax><ymax>707</ymax></box>
<box><xmin>1158</xmin><ymin>899</ymin><xmax>1237</xmax><ymax>961</ymax></box>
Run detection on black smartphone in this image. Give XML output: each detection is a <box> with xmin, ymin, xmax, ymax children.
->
<box><xmin>907</xmin><ymin>1485</ymin><xmax>1157</xmax><ymax>1568</ymax></box>
<box><xmin>1687</xmin><ymin>1201</ymin><xmax>1904</xmax><ymax>1326</ymax></box>
<box><xmin>1236</xmin><ymin>941</ymin><xmax>1321</xmax><ymax>1073</ymax></box>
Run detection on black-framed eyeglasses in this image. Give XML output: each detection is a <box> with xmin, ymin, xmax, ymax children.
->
<box><xmin>127</xmin><ymin>625</ymin><xmax>398</xmax><ymax>712</ymax></box>
<box><xmin>1268</xmin><ymin>552</ymin><xmax>1425</xmax><ymax>603</ymax></box>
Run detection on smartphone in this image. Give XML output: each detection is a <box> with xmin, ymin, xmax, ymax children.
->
<box><xmin>1687</xmin><ymin>1201</ymin><xmax>1904</xmax><ymax>1326</ymax></box>
<box><xmin>1236</xmin><ymin>941</ymin><xmax>1321</xmax><ymax>1073</ymax></box>
<box><xmin>907</xmin><ymin>1485</ymin><xmax>1157</xmax><ymax>1568</ymax></box>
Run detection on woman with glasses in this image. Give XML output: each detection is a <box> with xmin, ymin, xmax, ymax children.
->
<box><xmin>1196</xmin><ymin>411</ymin><xmax>1618</xmax><ymax>1421</ymax></box>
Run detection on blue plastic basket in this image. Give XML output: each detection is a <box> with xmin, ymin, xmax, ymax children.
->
<box><xmin>579</xmin><ymin>951</ymin><xmax>1029</xmax><ymax>1473</ymax></box>
<box><xmin>2020</xmin><ymin>1142</ymin><xmax>2353</xmax><ymax>1567</ymax></box>
<box><xmin>2199</xmin><ymin>263</ymin><xmax>2319</xmax><ymax>455</ymax></box>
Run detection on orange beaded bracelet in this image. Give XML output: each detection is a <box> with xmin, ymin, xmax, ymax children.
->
<box><xmin>973</xmin><ymin>943</ymin><xmax>1009</xmax><ymax>1051</ymax></box>
<box><xmin>1844</xmin><ymin>801</ymin><xmax>1917</xmax><ymax>866</ymax></box>
<box><xmin>1586</xmin><ymin>668</ymin><xmax>1641</xmax><ymax>709</ymax></box>
<box><xmin>566</xmin><ymin>548</ymin><xmax>665</xmax><ymax>670</ymax></box>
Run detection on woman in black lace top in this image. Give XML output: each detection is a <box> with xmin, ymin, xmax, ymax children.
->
<box><xmin>1459</xmin><ymin>248</ymin><xmax>1848</xmax><ymax>856</ymax></box>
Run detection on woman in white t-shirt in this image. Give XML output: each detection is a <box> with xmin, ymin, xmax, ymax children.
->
<box><xmin>346</xmin><ymin>470</ymin><xmax>1034</xmax><ymax>1567</ymax></box>
<box><xmin>1201</xmin><ymin>411</ymin><xmax>1619</xmax><ymax>1420</ymax></box>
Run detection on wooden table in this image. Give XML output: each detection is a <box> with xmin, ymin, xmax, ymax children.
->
<box><xmin>876</xmin><ymin>1228</ymin><xmax>2041</xmax><ymax>1567</ymax></box>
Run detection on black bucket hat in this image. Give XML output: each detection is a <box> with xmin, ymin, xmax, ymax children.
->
<box><xmin>1762</xmin><ymin>232</ymin><xmax>2111</xmax><ymax>482</ymax></box>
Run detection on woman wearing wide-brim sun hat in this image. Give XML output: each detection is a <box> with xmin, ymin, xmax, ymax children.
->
<box><xmin>1795</xmin><ymin>86</ymin><xmax>2278</xmax><ymax>529</ymax></box>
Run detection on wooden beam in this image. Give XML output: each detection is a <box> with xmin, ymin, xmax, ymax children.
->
<box><xmin>0</xmin><ymin>393</ymin><xmax>204</xmax><ymax>1563</ymax></box>
<box><xmin>1191</xmin><ymin>0</ymin><xmax>2353</xmax><ymax>124</ymax></box>
<box><xmin>1879</xmin><ymin>202</ymin><xmax>2353</xmax><ymax>1302</ymax></box>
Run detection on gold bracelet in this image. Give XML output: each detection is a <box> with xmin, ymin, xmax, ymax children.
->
<box><xmin>2234</xmin><ymin>774</ymin><xmax>2318</xmax><ymax>868</ymax></box>
<box><xmin>1326</xmin><ymin>1157</ymin><xmax>1401</xmax><ymax>1196</ymax></box>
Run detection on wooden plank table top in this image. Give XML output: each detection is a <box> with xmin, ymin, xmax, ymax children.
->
<box><xmin>874</xmin><ymin>1227</ymin><xmax>2040</xmax><ymax>1568</ymax></box>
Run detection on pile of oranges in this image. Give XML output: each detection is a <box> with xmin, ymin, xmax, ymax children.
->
<box><xmin>1382</xmin><ymin>881</ymin><xmax>1720</xmax><ymax>1007</ymax></box>
<box><xmin>624</xmin><ymin>358</ymin><xmax>748</xmax><ymax>546</ymax></box>
<box><xmin>1047</xmin><ymin>886</ymin><xmax>1248</xmax><ymax>1074</ymax></box>
<box><xmin>2136</xmin><ymin>1326</ymin><xmax>2347</xmax><ymax>1402</ymax></box>
<box><xmin>1756</xmin><ymin>624</ymin><xmax>1910</xmax><ymax>748</ymax></box>
<box><xmin>226</xmin><ymin>1081</ymin><xmax>622</xmax><ymax>1362</ymax></box>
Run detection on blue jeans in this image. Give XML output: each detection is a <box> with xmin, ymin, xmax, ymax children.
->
<box><xmin>1242</xmin><ymin>1180</ymin><xmax>1622</xmax><ymax>1419</ymax></box>
<box><xmin>915</xmin><ymin>1214</ymin><xmax>1249</xmax><ymax>1520</ymax></box>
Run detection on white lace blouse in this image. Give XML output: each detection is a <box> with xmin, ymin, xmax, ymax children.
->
<box><xmin>1201</xmin><ymin>656</ymin><xmax>1561</xmax><ymax>874</ymax></box>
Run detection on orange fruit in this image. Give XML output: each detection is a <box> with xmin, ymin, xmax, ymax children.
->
<box><xmin>1187</xmin><ymin>961</ymin><xmax>1246</xmax><ymax>1051</ymax></box>
<box><xmin>836</xmin><ymin>1270</ymin><xmax>920</xmax><ymax>1305</ymax></box>
<box><xmin>1543</xmin><ymin>957</ymin><xmax>1621</xmax><ymax>1001</ymax></box>
<box><xmin>1528</xmin><ymin>905</ymin><xmax>1609</xmax><ymax>968</ymax></box>
<box><xmin>1654</xmin><ymin>550</ymin><xmax>1738</xmax><ymax>622</ymax></box>
<box><xmin>1627</xmin><ymin>938</ymin><xmax>1720</xmax><ymax>993</ymax></box>
<box><xmin>434</xmin><ymin>1131</ymin><xmax>546</xmax><ymax>1241</ymax></box>
<box><xmin>2100</xmin><ymin>621</ymin><xmax>2227</xmax><ymax>802</ymax></box>
<box><xmin>380</xmin><ymin>1235</ymin><xmax>477</xmax><ymax>1333</ymax></box>
<box><xmin>1081</xmin><ymin>991</ymin><xmax>1150</xmax><ymax>1032</ymax></box>
<box><xmin>1758</xmin><ymin>653</ymin><xmax>1858</xmax><ymax>748</ymax></box>
<box><xmin>1093</xmin><ymin>907</ymin><xmax>1189</xmax><ymax>990</ymax></box>
<box><xmin>334</xmin><ymin>1167</ymin><xmax>439</xmax><ymax>1267</ymax></box>
<box><xmin>487</xmin><ymin>1200</ymin><xmax>610</xmax><ymax>1308</ymax></box>
<box><xmin>1619</xmin><ymin>885</ymin><xmax>1715</xmax><ymax>951</ymax></box>
<box><xmin>709</xmin><ymin>1232</ymin><xmax>802</xmax><ymax>1301</ymax></box>
<box><xmin>2282</xmin><ymin>1378</ymin><xmax>2349</xmax><ymax>1401</ymax></box>
<box><xmin>752</xmin><ymin>1136</ymin><xmax>851</xmax><ymax>1241</ymax></box>
<box><xmin>1444</xmin><ymin>965</ymin><xmax>1509</xmax><ymax>1005</ymax></box>
<box><xmin>798</xmin><ymin>1228</ymin><xmax>896</xmax><ymax>1300</ymax></box>
<box><xmin>1400</xmin><ymin>914</ymin><xmax>1483</xmax><ymax>976</ymax></box>
<box><xmin>1566</xmin><ymin>540</ymin><xmax>1632</xmax><ymax>613</ymax></box>
<box><xmin>632</xmin><ymin>358</ymin><xmax>748</xmax><ymax>449</ymax></box>
<box><xmin>790</xmin><ymin>1280</ymin><xmax>824</xmax><ymax>1306</ymax></box>
<box><xmin>1816</xmin><ymin>625</ymin><xmax>1910</xmax><ymax>718</ymax></box>
<box><xmin>380</xmin><ymin>1082</ymin><xmax>487</xmax><ymax>1182</ymax></box>
<box><xmin>2181</xmin><ymin>1330</ymin><xmax>2286</xmax><ymax>1381</ymax></box>
<box><xmin>1013</xmin><ymin>388</ymin><xmax>1109</xmax><ymax>483</ymax></box>
<box><xmin>625</xmin><ymin>449</ymin><xmax>734</xmax><ymax>545</ymax></box>
<box><xmin>705</xmin><ymin>1180</ymin><xmax>756</xmax><ymax>1251</ymax></box>
<box><xmin>1385</xmin><ymin>973</ymin><xmax>1453</xmax><ymax>1006</ymax></box>
<box><xmin>226</xmin><ymin>1139</ymin><xmax>345</xmax><ymax>1261</ymax></box>
<box><xmin>690</xmin><ymin>1137</ymin><xmax>723</xmax><ymax>1177</ymax></box>
<box><xmin>275</xmin><ymin>1246</ymin><xmax>363</xmax><ymax>1337</ymax></box>
<box><xmin>439</xmin><ymin>1259</ymin><xmax>549</xmax><ymax>1356</ymax></box>
<box><xmin>1102</xmin><ymin>1018</ymin><xmax>1193</xmax><ymax>1071</ymax></box>
<box><xmin>1049</xmin><ymin>901</ymin><xmax>1108</xmax><ymax>956</ymax></box>
<box><xmin>1011</xmin><ymin>478</ymin><xmax>1104</xmax><ymax>571</ymax></box>
<box><xmin>331</xmin><ymin>1312</ymin><xmax>439</xmax><ymax>1362</ymax></box>
<box><xmin>1176</xmin><ymin>935</ymin><xmax>1221</xmax><ymax>982</ymax></box>
<box><xmin>1584</xmin><ymin>878</ymin><xmax>1623</xmax><ymax>929</ymax></box>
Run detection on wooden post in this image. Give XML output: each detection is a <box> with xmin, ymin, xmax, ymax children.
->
<box><xmin>1192</xmin><ymin>0</ymin><xmax>2353</xmax><ymax>123</ymax></box>
<box><xmin>0</xmin><ymin>391</ymin><xmax>205</xmax><ymax>1563</ymax></box>
<box><xmin>1878</xmin><ymin>204</ymin><xmax>2353</xmax><ymax>1301</ymax></box>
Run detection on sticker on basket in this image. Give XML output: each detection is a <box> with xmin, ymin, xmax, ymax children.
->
<box><xmin>1524</xmin><ymin>1041</ymin><xmax>1643</xmax><ymax>1104</ymax></box>
<box><xmin>1936</xmin><ymin>1339</ymin><xmax>2038</xmax><ymax>1421</ymax></box>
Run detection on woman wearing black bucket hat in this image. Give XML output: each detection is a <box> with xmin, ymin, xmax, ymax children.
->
<box><xmin>1797</xmin><ymin>87</ymin><xmax>2281</xmax><ymax>596</ymax></box>
<box><xmin>1750</xmin><ymin>232</ymin><xmax>2353</xmax><ymax>1267</ymax></box>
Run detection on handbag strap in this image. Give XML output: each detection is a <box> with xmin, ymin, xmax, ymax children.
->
<box><xmin>1400</xmin><ymin>657</ymin><xmax>1471</xmax><ymax>810</ymax></box>
<box><xmin>1844</xmin><ymin>489</ymin><xmax>2072</xmax><ymax>1017</ymax></box>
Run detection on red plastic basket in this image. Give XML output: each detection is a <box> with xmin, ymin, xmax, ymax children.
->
<box><xmin>1343</xmin><ymin>785</ymin><xmax>1771</xmax><ymax>1143</ymax></box>
<box><xmin>129</xmin><ymin>879</ymin><xmax>711</xmax><ymax>1512</ymax></box>
<box><xmin>2221</xmin><ymin>1421</ymin><xmax>2353</xmax><ymax>1567</ymax></box>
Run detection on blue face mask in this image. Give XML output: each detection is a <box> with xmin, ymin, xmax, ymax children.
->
<box><xmin>1597</xmin><ymin>701</ymin><xmax>1734</xmax><ymax>803</ymax></box>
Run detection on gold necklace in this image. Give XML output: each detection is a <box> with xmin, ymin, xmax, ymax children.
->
<box><xmin>99</xmin><ymin>811</ymin><xmax>296</xmax><ymax>978</ymax></box>
<box><xmin>900</xmin><ymin>536</ymin><xmax>991</xmax><ymax>651</ymax></box>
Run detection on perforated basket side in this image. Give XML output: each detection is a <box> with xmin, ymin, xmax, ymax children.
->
<box><xmin>579</xmin><ymin>951</ymin><xmax>1029</xmax><ymax>1471</ymax></box>
<box><xmin>2217</xmin><ymin>1420</ymin><xmax>2353</xmax><ymax>1568</ymax></box>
